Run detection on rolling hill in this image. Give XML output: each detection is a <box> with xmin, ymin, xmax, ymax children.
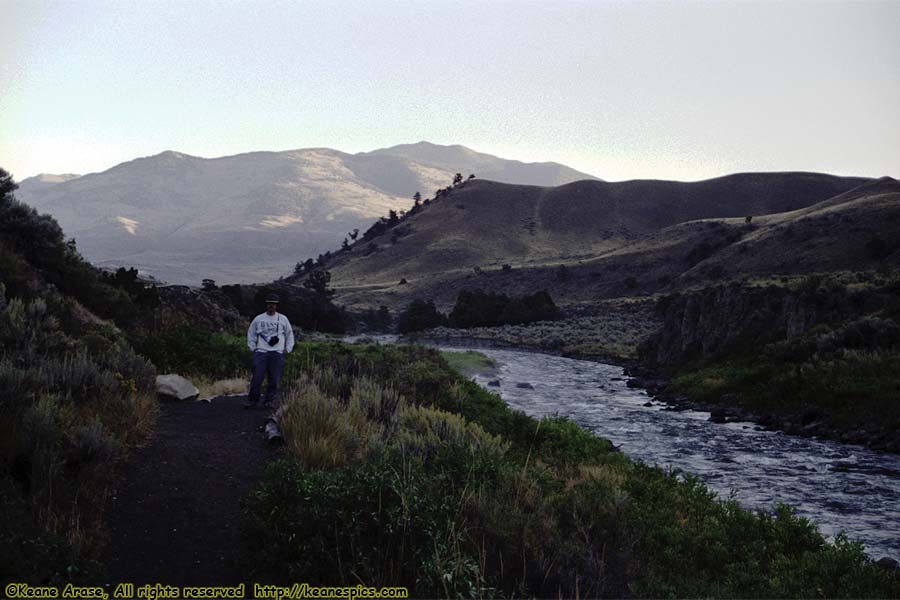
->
<box><xmin>315</xmin><ymin>173</ymin><xmax>895</xmax><ymax>311</ymax></box>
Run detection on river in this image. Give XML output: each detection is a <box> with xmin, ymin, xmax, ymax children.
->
<box><xmin>437</xmin><ymin>345</ymin><xmax>900</xmax><ymax>562</ymax></box>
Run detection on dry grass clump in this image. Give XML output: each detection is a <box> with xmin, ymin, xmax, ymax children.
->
<box><xmin>393</xmin><ymin>404</ymin><xmax>509</xmax><ymax>461</ymax></box>
<box><xmin>279</xmin><ymin>367</ymin><xmax>509</xmax><ymax>470</ymax></box>
<box><xmin>194</xmin><ymin>377</ymin><xmax>249</xmax><ymax>400</ymax></box>
<box><xmin>280</xmin><ymin>375</ymin><xmax>405</xmax><ymax>469</ymax></box>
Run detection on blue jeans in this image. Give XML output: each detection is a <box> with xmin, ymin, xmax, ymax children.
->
<box><xmin>248</xmin><ymin>351</ymin><xmax>285</xmax><ymax>405</ymax></box>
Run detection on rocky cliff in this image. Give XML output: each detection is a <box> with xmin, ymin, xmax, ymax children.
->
<box><xmin>639</xmin><ymin>278</ymin><xmax>893</xmax><ymax>367</ymax></box>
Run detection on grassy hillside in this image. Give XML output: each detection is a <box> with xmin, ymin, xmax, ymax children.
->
<box><xmin>318</xmin><ymin>175</ymin><xmax>892</xmax><ymax>311</ymax></box>
<box><xmin>678</xmin><ymin>177</ymin><xmax>900</xmax><ymax>282</ymax></box>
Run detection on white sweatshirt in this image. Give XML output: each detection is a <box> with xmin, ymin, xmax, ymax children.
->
<box><xmin>247</xmin><ymin>312</ymin><xmax>295</xmax><ymax>353</ymax></box>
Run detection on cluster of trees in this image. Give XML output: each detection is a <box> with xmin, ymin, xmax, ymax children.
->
<box><xmin>450</xmin><ymin>289</ymin><xmax>560</xmax><ymax>328</ymax></box>
<box><xmin>397</xmin><ymin>299</ymin><xmax>446</xmax><ymax>333</ymax></box>
<box><xmin>102</xmin><ymin>267</ymin><xmax>159</xmax><ymax>310</ymax></box>
<box><xmin>397</xmin><ymin>288</ymin><xmax>561</xmax><ymax>333</ymax></box>
<box><xmin>217</xmin><ymin>272</ymin><xmax>347</xmax><ymax>334</ymax></box>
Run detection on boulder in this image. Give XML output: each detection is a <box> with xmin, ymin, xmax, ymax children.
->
<box><xmin>487</xmin><ymin>380</ymin><xmax>501</xmax><ymax>387</ymax></box>
<box><xmin>709</xmin><ymin>411</ymin><xmax>728</xmax><ymax>424</ymax></box>
<box><xmin>709</xmin><ymin>405</ymin><xmax>748</xmax><ymax>424</ymax></box>
<box><xmin>515</xmin><ymin>382</ymin><xmax>535</xmax><ymax>390</ymax></box>
<box><xmin>156</xmin><ymin>374</ymin><xmax>200</xmax><ymax>401</ymax></box>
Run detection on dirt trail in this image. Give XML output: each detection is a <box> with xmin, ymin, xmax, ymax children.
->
<box><xmin>103</xmin><ymin>395</ymin><xmax>278</xmax><ymax>587</ymax></box>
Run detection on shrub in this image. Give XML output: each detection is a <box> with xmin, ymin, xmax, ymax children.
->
<box><xmin>393</xmin><ymin>405</ymin><xmax>509</xmax><ymax>461</ymax></box>
<box><xmin>0</xmin><ymin>337</ymin><xmax>157</xmax><ymax>572</ymax></box>
<box><xmin>243</xmin><ymin>453</ymin><xmax>496</xmax><ymax>596</ymax></box>
<box><xmin>279</xmin><ymin>379</ymin><xmax>377</xmax><ymax>469</ymax></box>
<box><xmin>396</xmin><ymin>299</ymin><xmax>446</xmax><ymax>333</ymax></box>
<box><xmin>130</xmin><ymin>325</ymin><xmax>249</xmax><ymax>378</ymax></box>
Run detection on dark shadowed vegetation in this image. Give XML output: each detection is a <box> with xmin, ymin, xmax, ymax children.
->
<box><xmin>396</xmin><ymin>299</ymin><xmax>447</xmax><ymax>333</ymax></box>
<box><xmin>449</xmin><ymin>289</ymin><xmax>561</xmax><ymax>329</ymax></box>
<box><xmin>1</xmin><ymin>168</ymin><xmax>159</xmax><ymax>584</ymax></box>
<box><xmin>647</xmin><ymin>273</ymin><xmax>900</xmax><ymax>450</ymax></box>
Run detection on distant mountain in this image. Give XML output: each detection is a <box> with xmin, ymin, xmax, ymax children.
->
<box><xmin>362</xmin><ymin>141</ymin><xmax>599</xmax><ymax>187</ymax></box>
<box><xmin>317</xmin><ymin>173</ymin><xmax>886</xmax><ymax>311</ymax></box>
<box><xmin>14</xmin><ymin>144</ymin><xmax>597</xmax><ymax>285</ymax></box>
<box><xmin>18</xmin><ymin>173</ymin><xmax>81</xmax><ymax>195</ymax></box>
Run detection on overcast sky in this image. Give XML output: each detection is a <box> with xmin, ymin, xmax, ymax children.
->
<box><xmin>2</xmin><ymin>0</ymin><xmax>898</xmax><ymax>182</ymax></box>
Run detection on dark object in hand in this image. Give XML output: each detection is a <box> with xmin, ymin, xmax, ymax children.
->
<box><xmin>268</xmin><ymin>336</ymin><xmax>280</xmax><ymax>346</ymax></box>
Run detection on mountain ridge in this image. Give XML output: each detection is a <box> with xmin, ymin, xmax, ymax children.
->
<box><xmin>15</xmin><ymin>142</ymin><xmax>596</xmax><ymax>285</ymax></box>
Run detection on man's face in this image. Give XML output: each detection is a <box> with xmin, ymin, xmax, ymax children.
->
<box><xmin>266</xmin><ymin>302</ymin><xmax>277</xmax><ymax>314</ymax></box>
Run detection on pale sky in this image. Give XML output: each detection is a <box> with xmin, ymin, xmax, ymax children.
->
<box><xmin>2</xmin><ymin>0</ymin><xmax>898</xmax><ymax>183</ymax></box>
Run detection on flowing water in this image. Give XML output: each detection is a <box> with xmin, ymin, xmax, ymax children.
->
<box><xmin>438</xmin><ymin>345</ymin><xmax>900</xmax><ymax>562</ymax></box>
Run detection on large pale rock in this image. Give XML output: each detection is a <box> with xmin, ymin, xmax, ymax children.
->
<box><xmin>156</xmin><ymin>374</ymin><xmax>200</xmax><ymax>401</ymax></box>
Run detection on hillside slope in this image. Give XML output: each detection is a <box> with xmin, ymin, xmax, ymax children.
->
<box><xmin>320</xmin><ymin>173</ymin><xmax>877</xmax><ymax>310</ymax></box>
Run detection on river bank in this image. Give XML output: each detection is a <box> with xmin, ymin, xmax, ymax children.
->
<box><xmin>443</xmin><ymin>344</ymin><xmax>900</xmax><ymax>565</ymax></box>
<box><xmin>407</xmin><ymin>298</ymin><xmax>660</xmax><ymax>363</ymax></box>
<box><xmin>246</xmin><ymin>340</ymin><xmax>900</xmax><ymax>594</ymax></box>
<box><xmin>401</xmin><ymin>306</ymin><xmax>900</xmax><ymax>455</ymax></box>
<box><xmin>625</xmin><ymin>368</ymin><xmax>900</xmax><ymax>455</ymax></box>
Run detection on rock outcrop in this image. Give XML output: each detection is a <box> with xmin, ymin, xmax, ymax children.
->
<box><xmin>157</xmin><ymin>286</ymin><xmax>244</xmax><ymax>332</ymax></box>
<box><xmin>638</xmin><ymin>280</ymin><xmax>888</xmax><ymax>367</ymax></box>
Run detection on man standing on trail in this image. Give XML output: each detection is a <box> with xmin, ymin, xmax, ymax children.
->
<box><xmin>245</xmin><ymin>293</ymin><xmax>295</xmax><ymax>409</ymax></box>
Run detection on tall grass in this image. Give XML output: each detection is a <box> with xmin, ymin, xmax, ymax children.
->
<box><xmin>279</xmin><ymin>376</ymin><xmax>397</xmax><ymax>469</ymax></box>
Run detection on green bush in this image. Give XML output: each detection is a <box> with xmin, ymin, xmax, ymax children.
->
<box><xmin>393</xmin><ymin>404</ymin><xmax>508</xmax><ymax>461</ymax></box>
<box><xmin>396</xmin><ymin>299</ymin><xmax>447</xmax><ymax>333</ymax></box>
<box><xmin>623</xmin><ymin>465</ymin><xmax>898</xmax><ymax>598</ymax></box>
<box><xmin>673</xmin><ymin>317</ymin><xmax>900</xmax><ymax>432</ymax></box>
<box><xmin>130</xmin><ymin>326</ymin><xmax>249</xmax><ymax>378</ymax></box>
<box><xmin>244</xmin><ymin>450</ymin><xmax>500</xmax><ymax>597</ymax></box>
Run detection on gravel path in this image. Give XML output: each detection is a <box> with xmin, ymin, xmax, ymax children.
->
<box><xmin>103</xmin><ymin>395</ymin><xmax>279</xmax><ymax>587</ymax></box>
